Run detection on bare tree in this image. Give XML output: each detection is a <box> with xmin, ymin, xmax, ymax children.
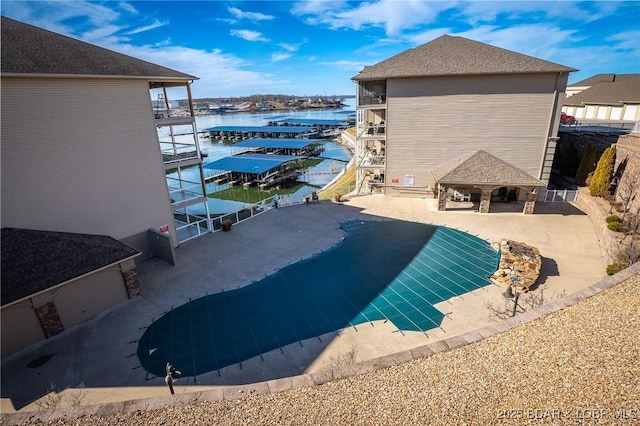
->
<box><xmin>486</xmin><ymin>286</ymin><xmax>566</xmax><ymax>320</ymax></box>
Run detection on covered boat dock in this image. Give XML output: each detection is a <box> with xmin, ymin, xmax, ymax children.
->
<box><xmin>204</xmin><ymin>153</ymin><xmax>307</xmax><ymax>188</ymax></box>
<box><xmin>205</xmin><ymin>125</ymin><xmax>319</xmax><ymax>140</ymax></box>
<box><xmin>230</xmin><ymin>138</ymin><xmax>324</xmax><ymax>157</ymax></box>
<box><xmin>269</xmin><ymin>118</ymin><xmax>350</xmax><ymax>130</ymax></box>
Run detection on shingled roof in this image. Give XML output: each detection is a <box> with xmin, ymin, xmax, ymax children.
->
<box><xmin>1</xmin><ymin>228</ymin><xmax>140</xmax><ymax>306</ymax></box>
<box><xmin>564</xmin><ymin>74</ymin><xmax>640</xmax><ymax>106</ymax></box>
<box><xmin>1</xmin><ymin>16</ymin><xmax>197</xmax><ymax>82</ymax></box>
<box><xmin>568</xmin><ymin>73</ymin><xmax>639</xmax><ymax>87</ymax></box>
<box><xmin>431</xmin><ymin>150</ymin><xmax>546</xmax><ymax>187</ymax></box>
<box><xmin>352</xmin><ymin>35</ymin><xmax>576</xmax><ymax>81</ymax></box>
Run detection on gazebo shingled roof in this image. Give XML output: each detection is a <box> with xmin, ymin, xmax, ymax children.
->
<box><xmin>431</xmin><ymin>150</ymin><xmax>546</xmax><ymax>187</ymax></box>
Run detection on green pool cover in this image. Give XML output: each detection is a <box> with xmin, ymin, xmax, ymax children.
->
<box><xmin>137</xmin><ymin>220</ymin><xmax>498</xmax><ymax>377</ymax></box>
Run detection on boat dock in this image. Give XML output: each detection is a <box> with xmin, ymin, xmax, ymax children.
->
<box><xmin>204</xmin><ymin>125</ymin><xmax>322</xmax><ymax>141</ymax></box>
<box><xmin>204</xmin><ymin>153</ymin><xmax>307</xmax><ymax>190</ymax></box>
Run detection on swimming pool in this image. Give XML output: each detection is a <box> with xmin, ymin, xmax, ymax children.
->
<box><xmin>137</xmin><ymin>220</ymin><xmax>498</xmax><ymax>377</ymax></box>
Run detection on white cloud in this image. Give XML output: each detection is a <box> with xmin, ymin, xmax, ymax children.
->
<box><xmin>292</xmin><ymin>0</ymin><xmax>454</xmax><ymax>35</ymax></box>
<box><xmin>606</xmin><ymin>30</ymin><xmax>640</xmax><ymax>55</ymax></box>
<box><xmin>452</xmin><ymin>24</ymin><xmax>580</xmax><ymax>61</ymax></box>
<box><xmin>279</xmin><ymin>39</ymin><xmax>308</xmax><ymax>52</ymax></box>
<box><xmin>230</xmin><ymin>29</ymin><xmax>270</xmax><ymax>42</ymax></box>
<box><xmin>2</xmin><ymin>1</ymin><xmax>112</xmax><ymax>38</ymax></box>
<box><xmin>272</xmin><ymin>53</ymin><xmax>292</xmax><ymax>62</ymax></box>
<box><xmin>123</xmin><ymin>19</ymin><xmax>167</xmax><ymax>35</ymax></box>
<box><xmin>227</xmin><ymin>6</ymin><xmax>274</xmax><ymax>21</ymax></box>
<box><xmin>108</xmin><ymin>42</ymin><xmax>286</xmax><ymax>97</ymax></box>
<box><xmin>321</xmin><ymin>59</ymin><xmax>369</xmax><ymax>73</ymax></box>
<box><xmin>116</xmin><ymin>1</ymin><xmax>138</xmax><ymax>15</ymax></box>
<box><xmin>459</xmin><ymin>1</ymin><xmax>618</xmax><ymax>25</ymax></box>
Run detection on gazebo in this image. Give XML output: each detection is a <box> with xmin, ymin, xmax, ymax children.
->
<box><xmin>431</xmin><ymin>150</ymin><xmax>547</xmax><ymax>214</ymax></box>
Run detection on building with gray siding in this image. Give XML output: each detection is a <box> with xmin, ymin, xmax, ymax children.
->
<box><xmin>352</xmin><ymin>35</ymin><xmax>576</xmax><ymax>213</ymax></box>
<box><xmin>1</xmin><ymin>17</ymin><xmax>208</xmax><ymax>356</ymax></box>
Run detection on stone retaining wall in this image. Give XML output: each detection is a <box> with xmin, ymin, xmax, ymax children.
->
<box><xmin>574</xmin><ymin>187</ymin><xmax>618</xmax><ymax>266</ymax></box>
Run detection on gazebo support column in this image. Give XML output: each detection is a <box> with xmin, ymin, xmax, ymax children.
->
<box><xmin>437</xmin><ymin>184</ymin><xmax>448</xmax><ymax>211</ymax></box>
<box><xmin>479</xmin><ymin>187</ymin><xmax>492</xmax><ymax>213</ymax></box>
<box><xmin>523</xmin><ymin>188</ymin><xmax>537</xmax><ymax>214</ymax></box>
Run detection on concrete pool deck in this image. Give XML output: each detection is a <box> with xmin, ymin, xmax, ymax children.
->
<box><xmin>0</xmin><ymin>195</ymin><xmax>605</xmax><ymax>414</ymax></box>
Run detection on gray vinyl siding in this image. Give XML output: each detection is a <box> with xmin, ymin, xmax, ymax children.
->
<box><xmin>385</xmin><ymin>73</ymin><xmax>559</xmax><ymax>189</ymax></box>
<box><xmin>1</xmin><ymin>78</ymin><xmax>174</xmax><ymax>247</ymax></box>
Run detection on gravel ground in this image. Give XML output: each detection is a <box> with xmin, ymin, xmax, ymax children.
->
<box><xmin>14</xmin><ymin>273</ymin><xmax>640</xmax><ymax>426</ymax></box>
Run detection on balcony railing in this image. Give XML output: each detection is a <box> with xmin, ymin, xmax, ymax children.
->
<box><xmin>358</xmin><ymin>94</ymin><xmax>386</xmax><ymax>106</ymax></box>
<box><xmin>357</xmin><ymin>153</ymin><xmax>386</xmax><ymax>167</ymax></box>
<box><xmin>357</xmin><ymin>123</ymin><xmax>386</xmax><ymax>137</ymax></box>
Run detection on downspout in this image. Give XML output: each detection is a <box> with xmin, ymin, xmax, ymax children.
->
<box><xmin>539</xmin><ymin>72</ymin><xmax>563</xmax><ymax>184</ymax></box>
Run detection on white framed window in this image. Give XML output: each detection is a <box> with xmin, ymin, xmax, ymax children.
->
<box><xmin>623</xmin><ymin>105</ymin><xmax>638</xmax><ymax>121</ymax></box>
<box><xmin>610</xmin><ymin>107</ymin><xmax>622</xmax><ymax>120</ymax></box>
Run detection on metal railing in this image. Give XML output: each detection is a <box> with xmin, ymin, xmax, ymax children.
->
<box><xmin>543</xmin><ymin>189</ymin><xmax>578</xmax><ymax>203</ymax></box>
<box><xmin>207</xmin><ymin>185</ymin><xmax>359</xmax><ymax>232</ymax></box>
<box><xmin>174</xmin><ymin>212</ymin><xmax>210</xmax><ymax>243</ymax></box>
<box><xmin>560</xmin><ymin>121</ymin><xmax>637</xmax><ymax>135</ymax></box>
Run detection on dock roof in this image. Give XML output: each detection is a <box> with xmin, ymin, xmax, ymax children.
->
<box><xmin>204</xmin><ymin>126</ymin><xmax>314</xmax><ymax>133</ymax></box>
<box><xmin>274</xmin><ymin>118</ymin><xmax>349</xmax><ymax>126</ymax></box>
<box><xmin>233</xmin><ymin>138</ymin><xmax>318</xmax><ymax>149</ymax></box>
<box><xmin>204</xmin><ymin>154</ymin><xmax>305</xmax><ymax>174</ymax></box>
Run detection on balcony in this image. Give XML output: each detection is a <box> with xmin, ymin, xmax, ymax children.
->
<box><xmin>358</xmin><ymin>122</ymin><xmax>386</xmax><ymax>138</ymax></box>
<box><xmin>357</xmin><ymin>80</ymin><xmax>386</xmax><ymax>107</ymax></box>
<box><xmin>358</xmin><ymin>94</ymin><xmax>386</xmax><ymax>106</ymax></box>
<box><xmin>161</xmin><ymin>145</ymin><xmax>201</xmax><ymax>169</ymax></box>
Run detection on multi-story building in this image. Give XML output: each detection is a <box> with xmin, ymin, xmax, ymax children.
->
<box><xmin>1</xmin><ymin>16</ymin><xmax>210</xmax><ymax>260</ymax></box>
<box><xmin>351</xmin><ymin>35</ymin><xmax>576</xmax><ymax>213</ymax></box>
<box><xmin>1</xmin><ymin>17</ymin><xmax>209</xmax><ymax>356</ymax></box>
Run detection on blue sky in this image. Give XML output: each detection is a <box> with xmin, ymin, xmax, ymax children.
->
<box><xmin>2</xmin><ymin>1</ymin><xmax>639</xmax><ymax>99</ymax></box>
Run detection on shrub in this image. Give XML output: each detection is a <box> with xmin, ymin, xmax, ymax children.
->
<box><xmin>606</xmin><ymin>214</ymin><xmax>621</xmax><ymax>223</ymax></box>
<box><xmin>607</xmin><ymin>221</ymin><xmax>622</xmax><ymax>232</ymax></box>
<box><xmin>606</xmin><ymin>263</ymin><xmax>627</xmax><ymax>275</ymax></box>
<box><xmin>589</xmin><ymin>145</ymin><xmax>616</xmax><ymax>196</ymax></box>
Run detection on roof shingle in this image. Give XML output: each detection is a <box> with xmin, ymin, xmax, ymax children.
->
<box><xmin>431</xmin><ymin>150</ymin><xmax>546</xmax><ymax>186</ymax></box>
<box><xmin>568</xmin><ymin>73</ymin><xmax>638</xmax><ymax>87</ymax></box>
<box><xmin>1</xmin><ymin>228</ymin><xmax>140</xmax><ymax>306</ymax></box>
<box><xmin>1</xmin><ymin>16</ymin><xmax>197</xmax><ymax>81</ymax></box>
<box><xmin>564</xmin><ymin>74</ymin><xmax>640</xmax><ymax>106</ymax></box>
<box><xmin>352</xmin><ymin>35</ymin><xmax>576</xmax><ymax>80</ymax></box>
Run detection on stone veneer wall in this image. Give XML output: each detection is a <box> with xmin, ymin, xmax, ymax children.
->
<box><xmin>122</xmin><ymin>269</ymin><xmax>141</xmax><ymax>298</ymax></box>
<box><xmin>614</xmin><ymin>134</ymin><xmax>640</xmax><ymax>214</ymax></box>
<box><xmin>574</xmin><ymin>187</ymin><xmax>618</xmax><ymax>266</ymax></box>
<box><xmin>34</xmin><ymin>301</ymin><xmax>64</xmax><ymax>338</ymax></box>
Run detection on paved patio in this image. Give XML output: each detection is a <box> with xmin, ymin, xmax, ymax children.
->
<box><xmin>0</xmin><ymin>195</ymin><xmax>605</xmax><ymax>412</ymax></box>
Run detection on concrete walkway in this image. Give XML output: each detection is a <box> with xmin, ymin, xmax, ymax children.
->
<box><xmin>0</xmin><ymin>195</ymin><xmax>605</xmax><ymax>413</ymax></box>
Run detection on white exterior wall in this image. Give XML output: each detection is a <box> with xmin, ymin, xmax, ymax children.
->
<box><xmin>1</xmin><ymin>78</ymin><xmax>175</xmax><ymax>248</ymax></box>
<box><xmin>384</xmin><ymin>73</ymin><xmax>563</xmax><ymax>191</ymax></box>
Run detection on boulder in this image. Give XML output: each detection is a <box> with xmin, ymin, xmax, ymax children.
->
<box><xmin>490</xmin><ymin>240</ymin><xmax>542</xmax><ymax>292</ymax></box>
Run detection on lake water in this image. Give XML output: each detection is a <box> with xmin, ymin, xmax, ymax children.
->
<box><xmin>161</xmin><ymin>98</ymin><xmax>355</xmax><ymax>216</ymax></box>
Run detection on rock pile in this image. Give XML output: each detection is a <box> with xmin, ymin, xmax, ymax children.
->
<box><xmin>490</xmin><ymin>240</ymin><xmax>542</xmax><ymax>292</ymax></box>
